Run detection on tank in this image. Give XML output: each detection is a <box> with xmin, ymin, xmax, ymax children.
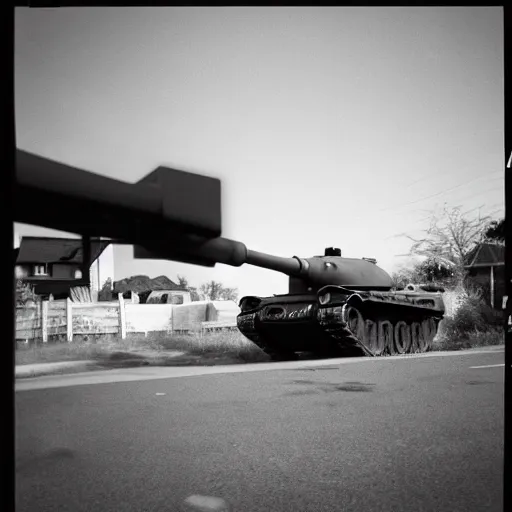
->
<box><xmin>133</xmin><ymin>236</ymin><xmax>445</xmax><ymax>360</ymax></box>
<box><xmin>235</xmin><ymin>246</ymin><xmax>445</xmax><ymax>360</ymax></box>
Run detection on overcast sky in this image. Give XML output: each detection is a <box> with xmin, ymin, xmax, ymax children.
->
<box><xmin>14</xmin><ymin>6</ymin><xmax>504</xmax><ymax>299</ymax></box>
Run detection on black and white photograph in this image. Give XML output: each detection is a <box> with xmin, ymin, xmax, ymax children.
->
<box><xmin>12</xmin><ymin>6</ymin><xmax>508</xmax><ymax>512</ymax></box>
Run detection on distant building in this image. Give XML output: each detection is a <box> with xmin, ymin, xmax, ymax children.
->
<box><xmin>144</xmin><ymin>289</ymin><xmax>192</xmax><ymax>305</ymax></box>
<box><xmin>464</xmin><ymin>242</ymin><xmax>505</xmax><ymax>309</ymax></box>
<box><xmin>114</xmin><ymin>275</ymin><xmax>191</xmax><ymax>304</ymax></box>
<box><xmin>15</xmin><ymin>236</ymin><xmax>113</xmax><ymax>300</ymax></box>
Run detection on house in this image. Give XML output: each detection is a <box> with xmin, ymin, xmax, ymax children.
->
<box><xmin>464</xmin><ymin>242</ymin><xmax>505</xmax><ymax>309</ymax></box>
<box><xmin>113</xmin><ymin>275</ymin><xmax>191</xmax><ymax>304</ymax></box>
<box><xmin>15</xmin><ymin>236</ymin><xmax>113</xmax><ymax>300</ymax></box>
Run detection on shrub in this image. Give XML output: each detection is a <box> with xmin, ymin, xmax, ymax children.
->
<box><xmin>450</xmin><ymin>293</ymin><xmax>487</xmax><ymax>335</ymax></box>
<box><xmin>436</xmin><ymin>285</ymin><xmax>504</xmax><ymax>350</ymax></box>
<box><xmin>16</xmin><ymin>280</ymin><xmax>39</xmax><ymax>305</ymax></box>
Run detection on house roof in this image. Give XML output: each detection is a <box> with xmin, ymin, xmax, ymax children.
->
<box><xmin>113</xmin><ymin>275</ymin><xmax>185</xmax><ymax>294</ymax></box>
<box><xmin>22</xmin><ymin>278</ymin><xmax>83</xmax><ymax>297</ymax></box>
<box><xmin>465</xmin><ymin>243</ymin><xmax>505</xmax><ymax>268</ymax></box>
<box><xmin>15</xmin><ymin>237</ymin><xmax>110</xmax><ymax>265</ymax></box>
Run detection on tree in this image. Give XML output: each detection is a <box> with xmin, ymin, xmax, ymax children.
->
<box><xmin>391</xmin><ymin>257</ymin><xmax>456</xmax><ymax>289</ymax></box>
<box><xmin>484</xmin><ymin>218</ymin><xmax>505</xmax><ymax>244</ymax></box>
<box><xmin>403</xmin><ymin>205</ymin><xmax>494</xmax><ymax>284</ymax></box>
<box><xmin>176</xmin><ymin>276</ymin><xmax>238</xmax><ymax>302</ymax></box>
<box><xmin>176</xmin><ymin>275</ymin><xmax>201</xmax><ymax>301</ymax></box>
<box><xmin>199</xmin><ymin>280</ymin><xmax>239</xmax><ymax>302</ymax></box>
<box><xmin>98</xmin><ymin>278</ymin><xmax>114</xmax><ymax>302</ymax></box>
<box><xmin>15</xmin><ymin>280</ymin><xmax>38</xmax><ymax>305</ymax></box>
<box><xmin>189</xmin><ymin>287</ymin><xmax>201</xmax><ymax>302</ymax></box>
<box><xmin>199</xmin><ymin>281</ymin><xmax>223</xmax><ymax>301</ymax></box>
<box><xmin>218</xmin><ymin>287</ymin><xmax>239</xmax><ymax>302</ymax></box>
<box><xmin>176</xmin><ymin>275</ymin><xmax>189</xmax><ymax>289</ymax></box>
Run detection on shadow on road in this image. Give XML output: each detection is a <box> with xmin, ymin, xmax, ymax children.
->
<box><xmin>285</xmin><ymin>380</ymin><xmax>376</xmax><ymax>394</ymax></box>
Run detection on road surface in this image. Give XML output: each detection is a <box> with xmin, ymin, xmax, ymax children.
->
<box><xmin>15</xmin><ymin>348</ymin><xmax>504</xmax><ymax>512</ymax></box>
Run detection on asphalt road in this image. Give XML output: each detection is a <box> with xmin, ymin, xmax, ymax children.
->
<box><xmin>15</xmin><ymin>349</ymin><xmax>504</xmax><ymax>512</ymax></box>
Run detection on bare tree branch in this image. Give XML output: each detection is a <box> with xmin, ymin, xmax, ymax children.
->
<box><xmin>397</xmin><ymin>204</ymin><xmax>498</xmax><ymax>285</ymax></box>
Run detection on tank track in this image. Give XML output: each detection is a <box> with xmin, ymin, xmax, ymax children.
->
<box><xmin>236</xmin><ymin>315</ymin><xmax>300</xmax><ymax>361</ymax></box>
<box><xmin>238</xmin><ymin>295</ymin><xmax>443</xmax><ymax>360</ymax></box>
<box><xmin>318</xmin><ymin>300</ymin><xmax>442</xmax><ymax>357</ymax></box>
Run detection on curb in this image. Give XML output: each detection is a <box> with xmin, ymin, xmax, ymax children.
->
<box><xmin>15</xmin><ymin>345</ymin><xmax>504</xmax><ymax>380</ymax></box>
<box><xmin>15</xmin><ymin>360</ymin><xmax>98</xmax><ymax>379</ymax></box>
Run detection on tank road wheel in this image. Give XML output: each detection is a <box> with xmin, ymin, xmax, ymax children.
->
<box><xmin>364</xmin><ymin>320</ymin><xmax>381</xmax><ymax>355</ymax></box>
<box><xmin>342</xmin><ymin>306</ymin><xmax>365</xmax><ymax>340</ymax></box>
<box><xmin>417</xmin><ymin>320</ymin><xmax>430</xmax><ymax>352</ymax></box>
<box><xmin>394</xmin><ymin>321</ymin><xmax>411</xmax><ymax>354</ymax></box>
<box><xmin>377</xmin><ymin>321</ymin><xmax>393</xmax><ymax>356</ymax></box>
<box><xmin>431</xmin><ymin>318</ymin><xmax>440</xmax><ymax>345</ymax></box>
<box><xmin>361</xmin><ymin>319</ymin><xmax>385</xmax><ymax>356</ymax></box>
<box><xmin>341</xmin><ymin>305</ymin><xmax>374</xmax><ymax>356</ymax></box>
<box><xmin>427</xmin><ymin>319</ymin><xmax>436</xmax><ymax>350</ymax></box>
<box><xmin>387</xmin><ymin>324</ymin><xmax>398</xmax><ymax>355</ymax></box>
<box><xmin>410</xmin><ymin>322</ymin><xmax>424</xmax><ymax>353</ymax></box>
<box><xmin>422</xmin><ymin>318</ymin><xmax>437</xmax><ymax>351</ymax></box>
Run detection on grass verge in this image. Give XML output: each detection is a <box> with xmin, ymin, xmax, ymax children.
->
<box><xmin>15</xmin><ymin>322</ymin><xmax>504</xmax><ymax>378</ymax></box>
<box><xmin>15</xmin><ymin>329</ymin><xmax>271</xmax><ymax>371</ymax></box>
<box><xmin>433</xmin><ymin>326</ymin><xmax>504</xmax><ymax>352</ymax></box>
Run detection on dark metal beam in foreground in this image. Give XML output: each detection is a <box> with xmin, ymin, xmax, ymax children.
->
<box><xmin>15</xmin><ymin>149</ymin><xmax>222</xmax><ymax>251</ymax></box>
<box><xmin>133</xmin><ymin>234</ymin><xmax>249</xmax><ymax>267</ymax></box>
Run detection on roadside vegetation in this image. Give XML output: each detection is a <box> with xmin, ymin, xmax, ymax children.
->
<box><xmin>433</xmin><ymin>287</ymin><xmax>503</xmax><ymax>351</ymax></box>
<box><xmin>15</xmin><ymin>329</ymin><xmax>271</xmax><ymax>368</ymax></box>
<box><xmin>393</xmin><ymin>207</ymin><xmax>504</xmax><ymax>352</ymax></box>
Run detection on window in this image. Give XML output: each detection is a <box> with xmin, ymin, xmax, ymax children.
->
<box><xmin>33</xmin><ymin>264</ymin><xmax>47</xmax><ymax>276</ymax></box>
<box><xmin>74</xmin><ymin>269</ymin><xmax>83</xmax><ymax>279</ymax></box>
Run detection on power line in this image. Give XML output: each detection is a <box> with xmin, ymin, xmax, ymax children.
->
<box><xmin>377</xmin><ymin>202</ymin><xmax>503</xmax><ymax>243</ymax></box>
<box><xmin>401</xmin><ymin>169</ymin><xmax>502</xmax><ymax>192</ymax></box>
<box><xmin>437</xmin><ymin>183</ymin><xmax>503</xmax><ymax>206</ymax></box>
<box><xmin>458</xmin><ymin>204</ymin><xmax>486</xmax><ymax>216</ymax></box>
<box><xmin>351</xmin><ymin>173</ymin><xmax>503</xmax><ymax>222</ymax></box>
<box><xmin>353</xmin><ymin>181</ymin><xmax>503</xmax><ymax>246</ymax></box>
<box><xmin>378</xmin><ymin>174</ymin><xmax>502</xmax><ymax>213</ymax></box>
<box><xmin>392</xmin><ymin>182</ymin><xmax>502</xmax><ymax>216</ymax></box>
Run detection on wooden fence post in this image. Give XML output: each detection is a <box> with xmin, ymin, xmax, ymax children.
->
<box><xmin>66</xmin><ymin>298</ymin><xmax>73</xmax><ymax>342</ymax></box>
<box><xmin>118</xmin><ymin>293</ymin><xmax>127</xmax><ymax>339</ymax></box>
<box><xmin>41</xmin><ymin>300</ymin><xmax>49</xmax><ymax>343</ymax></box>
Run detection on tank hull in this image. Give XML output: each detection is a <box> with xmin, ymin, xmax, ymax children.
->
<box><xmin>237</xmin><ymin>286</ymin><xmax>445</xmax><ymax>360</ymax></box>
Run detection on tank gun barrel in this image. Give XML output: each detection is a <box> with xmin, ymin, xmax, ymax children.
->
<box><xmin>134</xmin><ymin>235</ymin><xmax>307</xmax><ymax>275</ymax></box>
<box><xmin>245</xmin><ymin>249</ymin><xmax>306</xmax><ymax>276</ymax></box>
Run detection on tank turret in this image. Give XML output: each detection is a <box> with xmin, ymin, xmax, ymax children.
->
<box><xmin>245</xmin><ymin>247</ymin><xmax>393</xmax><ymax>293</ymax></box>
<box><xmin>135</xmin><ymin>237</ymin><xmax>393</xmax><ymax>292</ymax></box>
